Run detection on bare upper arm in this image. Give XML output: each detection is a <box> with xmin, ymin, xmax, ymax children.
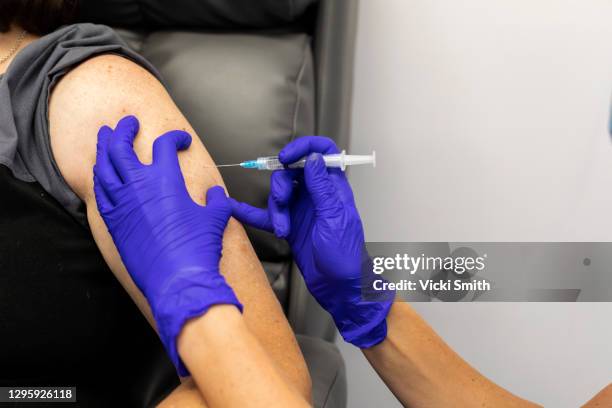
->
<box><xmin>50</xmin><ymin>55</ymin><xmax>222</xmax><ymax>203</ymax></box>
<box><xmin>48</xmin><ymin>54</ymin><xmax>311</xmax><ymax>397</ymax></box>
<box><xmin>49</xmin><ymin>55</ymin><xmax>224</xmax><ymax>322</ymax></box>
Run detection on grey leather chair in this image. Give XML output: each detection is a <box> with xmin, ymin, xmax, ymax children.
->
<box><xmin>79</xmin><ymin>1</ymin><xmax>359</xmax><ymax>407</ymax></box>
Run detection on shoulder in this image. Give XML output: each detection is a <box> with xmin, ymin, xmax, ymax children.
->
<box><xmin>49</xmin><ymin>54</ymin><xmax>171</xmax><ymax>200</ymax></box>
<box><xmin>47</xmin><ymin>22</ymin><xmax>166</xmax><ymax>131</ymax></box>
<box><xmin>51</xmin><ymin>53</ymin><xmax>163</xmax><ymax>112</ymax></box>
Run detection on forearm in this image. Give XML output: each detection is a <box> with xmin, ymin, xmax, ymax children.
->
<box><xmin>177</xmin><ymin>305</ymin><xmax>309</xmax><ymax>408</ymax></box>
<box><xmin>158</xmin><ymin>379</ymin><xmax>208</xmax><ymax>408</ymax></box>
<box><xmin>218</xmin><ymin>218</ymin><xmax>310</xmax><ymax>398</ymax></box>
<box><xmin>362</xmin><ymin>302</ymin><xmax>540</xmax><ymax>408</ymax></box>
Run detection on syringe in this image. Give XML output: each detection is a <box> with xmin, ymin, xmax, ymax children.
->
<box><xmin>213</xmin><ymin>150</ymin><xmax>376</xmax><ymax>171</ymax></box>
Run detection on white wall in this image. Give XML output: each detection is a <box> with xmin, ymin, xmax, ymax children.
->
<box><xmin>339</xmin><ymin>0</ymin><xmax>612</xmax><ymax>406</ymax></box>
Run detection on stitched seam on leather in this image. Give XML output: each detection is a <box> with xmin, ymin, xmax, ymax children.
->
<box><xmin>321</xmin><ymin>359</ymin><xmax>341</xmax><ymax>408</ymax></box>
<box><xmin>290</xmin><ymin>38</ymin><xmax>310</xmax><ymax>142</ymax></box>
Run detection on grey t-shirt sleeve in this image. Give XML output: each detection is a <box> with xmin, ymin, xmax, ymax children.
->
<box><xmin>0</xmin><ymin>23</ymin><xmax>162</xmax><ymax>227</ymax></box>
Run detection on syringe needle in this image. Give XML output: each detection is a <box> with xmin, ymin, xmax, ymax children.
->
<box><xmin>203</xmin><ymin>163</ymin><xmax>242</xmax><ymax>168</ymax></box>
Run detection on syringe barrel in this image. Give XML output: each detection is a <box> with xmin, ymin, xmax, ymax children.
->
<box><xmin>255</xmin><ymin>156</ymin><xmax>285</xmax><ymax>170</ymax></box>
<box><xmin>287</xmin><ymin>151</ymin><xmax>347</xmax><ymax>170</ymax></box>
<box><xmin>288</xmin><ymin>150</ymin><xmax>376</xmax><ymax>171</ymax></box>
<box><xmin>287</xmin><ymin>155</ymin><xmax>344</xmax><ymax>170</ymax></box>
<box><xmin>253</xmin><ymin>150</ymin><xmax>376</xmax><ymax>171</ymax></box>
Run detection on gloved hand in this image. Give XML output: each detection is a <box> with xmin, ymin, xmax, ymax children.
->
<box><xmin>229</xmin><ymin>136</ymin><xmax>393</xmax><ymax>348</ymax></box>
<box><xmin>93</xmin><ymin>115</ymin><xmax>242</xmax><ymax>376</ymax></box>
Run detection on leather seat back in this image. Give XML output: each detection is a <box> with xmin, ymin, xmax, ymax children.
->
<box><xmin>80</xmin><ymin>0</ymin><xmax>317</xmax><ymax>29</ymax></box>
<box><xmin>80</xmin><ymin>0</ymin><xmax>319</xmax><ymax>305</ymax></box>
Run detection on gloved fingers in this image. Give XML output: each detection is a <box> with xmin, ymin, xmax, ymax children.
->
<box><xmin>205</xmin><ymin>186</ymin><xmax>232</xmax><ymax>228</ymax></box>
<box><xmin>94</xmin><ymin>125</ymin><xmax>122</xmax><ymax>192</ymax></box>
<box><xmin>270</xmin><ymin>171</ymin><xmax>298</xmax><ymax>238</ymax></box>
<box><xmin>268</xmin><ymin>193</ymin><xmax>290</xmax><ymax>238</ymax></box>
<box><xmin>304</xmin><ymin>153</ymin><xmax>344</xmax><ymax>218</ymax></box>
<box><xmin>327</xmin><ymin>168</ymin><xmax>357</xmax><ymax>208</ymax></box>
<box><xmin>228</xmin><ymin>198</ymin><xmax>274</xmax><ymax>233</ymax></box>
<box><xmin>107</xmin><ymin>115</ymin><xmax>144</xmax><ymax>183</ymax></box>
<box><xmin>93</xmin><ymin>174</ymin><xmax>114</xmax><ymax>214</ymax></box>
<box><xmin>278</xmin><ymin>136</ymin><xmax>340</xmax><ymax>165</ymax></box>
<box><xmin>152</xmin><ymin>130</ymin><xmax>192</xmax><ymax>170</ymax></box>
<box><xmin>206</xmin><ymin>185</ymin><xmax>230</xmax><ymax>213</ymax></box>
<box><xmin>205</xmin><ymin>185</ymin><xmax>228</xmax><ymax>206</ymax></box>
<box><xmin>270</xmin><ymin>170</ymin><xmax>297</xmax><ymax>206</ymax></box>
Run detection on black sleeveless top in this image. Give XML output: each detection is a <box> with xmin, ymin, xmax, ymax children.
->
<box><xmin>0</xmin><ymin>24</ymin><xmax>178</xmax><ymax>407</ymax></box>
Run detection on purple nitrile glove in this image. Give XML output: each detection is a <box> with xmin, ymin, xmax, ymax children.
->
<box><xmin>93</xmin><ymin>115</ymin><xmax>242</xmax><ymax>376</ymax></box>
<box><xmin>229</xmin><ymin>136</ymin><xmax>393</xmax><ymax>348</ymax></box>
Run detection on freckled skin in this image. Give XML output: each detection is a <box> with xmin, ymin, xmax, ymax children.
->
<box><xmin>49</xmin><ymin>55</ymin><xmax>311</xmax><ymax>404</ymax></box>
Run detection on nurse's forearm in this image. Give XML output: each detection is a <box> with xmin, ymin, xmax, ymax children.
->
<box><xmin>177</xmin><ymin>305</ymin><xmax>309</xmax><ymax>408</ymax></box>
<box><xmin>362</xmin><ymin>302</ymin><xmax>541</xmax><ymax>408</ymax></box>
